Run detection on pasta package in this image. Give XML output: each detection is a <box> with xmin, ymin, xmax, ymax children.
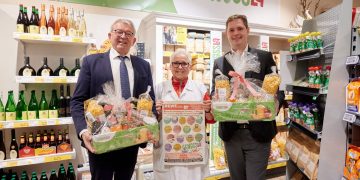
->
<box><xmin>137</xmin><ymin>86</ymin><xmax>154</xmax><ymax>117</ymax></box>
<box><xmin>262</xmin><ymin>73</ymin><xmax>281</xmax><ymax>95</ymax></box>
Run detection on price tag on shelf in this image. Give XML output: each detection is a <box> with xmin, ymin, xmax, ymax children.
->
<box><xmin>51</xmin><ymin>36</ymin><xmax>61</xmax><ymax>41</ymax></box>
<box><xmin>13</xmin><ymin>122</ymin><xmax>29</xmax><ymax>128</ymax></box>
<box><xmin>343</xmin><ymin>112</ymin><xmax>356</xmax><ymax>123</ymax></box>
<box><xmin>19</xmin><ymin>34</ymin><xmax>32</xmax><ymax>40</ymax></box>
<box><xmin>33</xmin><ymin>156</ymin><xmax>44</xmax><ymax>164</ymax></box>
<box><xmin>17</xmin><ymin>159</ymin><xmax>32</xmax><ymax>166</ymax></box>
<box><xmin>5</xmin><ymin>161</ymin><xmax>18</xmax><ymax>168</ymax></box>
<box><xmin>29</xmin><ymin>120</ymin><xmax>37</xmax><ymax>127</ymax></box>
<box><xmin>53</xmin><ymin>77</ymin><xmax>67</xmax><ymax>83</ymax></box>
<box><xmin>72</xmin><ymin>37</ymin><xmax>82</xmax><ymax>43</ymax></box>
<box><xmin>4</xmin><ymin>122</ymin><xmax>14</xmax><ymax>128</ymax></box>
<box><xmin>38</xmin><ymin>120</ymin><xmax>48</xmax><ymax>126</ymax></box>
<box><xmin>346</xmin><ymin>55</ymin><xmax>359</xmax><ymax>65</ymax></box>
<box><xmin>35</xmin><ymin>77</ymin><xmax>45</xmax><ymax>82</ymax></box>
<box><xmin>47</xmin><ymin>119</ymin><xmax>56</xmax><ymax>125</ymax></box>
<box><xmin>44</xmin><ymin>154</ymin><xmax>72</xmax><ymax>163</ymax></box>
<box><xmin>267</xmin><ymin>161</ymin><xmax>286</xmax><ymax>170</ymax></box>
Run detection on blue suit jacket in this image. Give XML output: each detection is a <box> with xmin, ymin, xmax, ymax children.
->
<box><xmin>70</xmin><ymin>51</ymin><xmax>156</xmax><ymax>138</ymax></box>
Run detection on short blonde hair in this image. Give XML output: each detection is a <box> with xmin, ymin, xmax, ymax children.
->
<box><xmin>110</xmin><ymin>18</ymin><xmax>136</xmax><ymax>34</ymax></box>
<box><xmin>170</xmin><ymin>48</ymin><xmax>191</xmax><ymax>63</ymax></box>
<box><xmin>226</xmin><ymin>14</ymin><xmax>249</xmax><ymax>30</ymax></box>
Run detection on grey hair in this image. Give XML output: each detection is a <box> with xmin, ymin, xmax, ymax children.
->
<box><xmin>110</xmin><ymin>18</ymin><xmax>136</xmax><ymax>34</ymax></box>
<box><xmin>170</xmin><ymin>48</ymin><xmax>191</xmax><ymax>63</ymax></box>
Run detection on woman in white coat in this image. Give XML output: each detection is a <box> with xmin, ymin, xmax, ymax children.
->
<box><xmin>153</xmin><ymin>48</ymin><xmax>215</xmax><ymax>180</ymax></box>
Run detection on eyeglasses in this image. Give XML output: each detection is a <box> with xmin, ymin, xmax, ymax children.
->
<box><xmin>112</xmin><ymin>29</ymin><xmax>134</xmax><ymax>38</ymax></box>
<box><xmin>171</xmin><ymin>62</ymin><xmax>189</xmax><ymax>68</ymax></box>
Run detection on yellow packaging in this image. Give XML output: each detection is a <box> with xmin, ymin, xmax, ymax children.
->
<box><xmin>346</xmin><ymin>81</ymin><xmax>360</xmax><ymax>113</ymax></box>
<box><xmin>215</xmin><ymin>75</ymin><xmax>230</xmax><ymax>101</ymax></box>
<box><xmin>262</xmin><ymin>74</ymin><xmax>281</xmax><ymax>95</ymax></box>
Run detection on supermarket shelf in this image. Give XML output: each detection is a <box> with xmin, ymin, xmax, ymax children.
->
<box><xmin>286</xmin><ymin>84</ymin><xmax>327</xmax><ymax>97</ymax></box>
<box><xmin>163</xmin><ymin>51</ymin><xmax>210</xmax><ymax>59</ymax></box>
<box><xmin>0</xmin><ymin>117</ymin><xmax>73</xmax><ymax>129</ymax></box>
<box><xmin>287</xmin><ymin>48</ymin><xmax>324</xmax><ymax>62</ymax></box>
<box><xmin>13</xmin><ymin>32</ymin><xmax>96</xmax><ymax>46</ymax></box>
<box><xmin>343</xmin><ymin>112</ymin><xmax>360</xmax><ymax>126</ymax></box>
<box><xmin>0</xmin><ymin>150</ymin><xmax>76</xmax><ymax>168</ymax></box>
<box><xmin>289</xmin><ymin>158</ymin><xmax>310</xmax><ymax>179</ymax></box>
<box><xmin>16</xmin><ymin>76</ymin><xmax>77</xmax><ymax>84</ymax></box>
<box><xmin>290</xmin><ymin>120</ymin><xmax>322</xmax><ymax>140</ymax></box>
<box><xmin>267</xmin><ymin>158</ymin><xmax>288</xmax><ymax>170</ymax></box>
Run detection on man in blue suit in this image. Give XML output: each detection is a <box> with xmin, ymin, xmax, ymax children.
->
<box><xmin>70</xmin><ymin>19</ymin><xmax>155</xmax><ymax>180</ymax></box>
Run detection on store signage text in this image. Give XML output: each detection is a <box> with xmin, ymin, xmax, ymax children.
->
<box><xmin>211</xmin><ymin>0</ymin><xmax>264</xmax><ymax>7</ymax></box>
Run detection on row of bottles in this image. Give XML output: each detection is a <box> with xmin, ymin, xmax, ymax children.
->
<box><xmin>0</xmin><ymin>85</ymin><xmax>71</xmax><ymax>121</ymax></box>
<box><xmin>288</xmin><ymin>101</ymin><xmax>322</xmax><ymax>131</ymax></box>
<box><xmin>18</xmin><ymin>57</ymin><xmax>80</xmax><ymax>77</ymax></box>
<box><xmin>16</xmin><ymin>4</ymin><xmax>87</xmax><ymax>37</ymax></box>
<box><xmin>307</xmin><ymin>65</ymin><xmax>331</xmax><ymax>89</ymax></box>
<box><xmin>0</xmin><ymin>162</ymin><xmax>75</xmax><ymax>180</ymax></box>
<box><xmin>288</xmin><ymin>31</ymin><xmax>324</xmax><ymax>54</ymax></box>
<box><xmin>0</xmin><ymin>129</ymin><xmax>71</xmax><ymax>160</ymax></box>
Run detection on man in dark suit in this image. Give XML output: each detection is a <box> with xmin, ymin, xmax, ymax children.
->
<box><xmin>70</xmin><ymin>19</ymin><xmax>155</xmax><ymax>180</ymax></box>
<box><xmin>211</xmin><ymin>15</ymin><xmax>278</xmax><ymax>180</ymax></box>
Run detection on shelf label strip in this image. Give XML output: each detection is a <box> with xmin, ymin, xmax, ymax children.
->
<box><xmin>346</xmin><ymin>55</ymin><xmax>359</xmax><ymax>65</ymax></box>
<box><xmin>44</xmin><ymin>154</ymin><xmax>72</xmax><ymax>163</ymax></box>
<box><xmin>343</xmin><ymin>112</ymin><xmax>356</xmax><ymax>123</ymax></box>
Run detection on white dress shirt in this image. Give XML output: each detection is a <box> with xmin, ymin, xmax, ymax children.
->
<box><xmin>79</xmin><ymin>48</ymin><xmax>135</xmax><ymax>138</ymax></box>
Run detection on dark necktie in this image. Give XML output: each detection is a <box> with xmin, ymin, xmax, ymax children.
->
<box><xmin>119</xmin><ymin>56</ymin><xmax>131</xmax><ymax>99</ymax></box>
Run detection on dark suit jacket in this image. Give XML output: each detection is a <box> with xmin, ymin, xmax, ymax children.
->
<box><xmin>211</xmin><ymin>47</ymin><xmax>277</xmax><ymax>143</ymax></box>
<box><xmin>70</xmin><ymin>51</ymin><xmax>156</xmax><ymax>140</ymax></box>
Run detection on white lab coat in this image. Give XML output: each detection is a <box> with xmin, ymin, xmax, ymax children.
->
<box><xmin>153</xmin><ymin>80</ymin><xmax>210</xmax><ymax>180</ymax></box>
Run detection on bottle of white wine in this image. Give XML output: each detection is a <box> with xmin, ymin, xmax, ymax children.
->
<box><xmin>37</xmin><ymin>57</ymin><xmax>53</xmax><ymax>76</ymax></box>
<box><xmin>54</xmin><ymin>58</ymin><xmax>69</xmax><ymax>77</ymax></box>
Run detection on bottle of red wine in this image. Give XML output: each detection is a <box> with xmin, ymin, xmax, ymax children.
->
<box><xmin>54</xmin><ymin>58</ymin><xmax>69</xmax><ymax>77</ymax></box>
<box><xmin>37</xmin><ymin>57</ymin><xmax>53</xmax><ymax>76</ymax></box>
<box><xmin>65</xmin><ymin>85</ymin><xmax>71</xmax><ymax>117</ymax></box>
<box><xmin>0</xmin><ymin>131</ymin><xmax>6</xmax><ymax>160</ymax></box>
<box><xmin>9</xmin><ymin>129</ymin><xmax>19</xmax><ymax>159</ymax></box>
<box><xmin>59</xmin><ymin>85</ymin><xmax>66</xmax><ymax>117</ymax></box>
<box><xmin>70</xmin><ymin>58</ymin><xmax>81</xmax><ymax>77</ymax></box>
<box><xmin>18</xmin><ymin>56</ymin><xmax>36</xmax><ymax>76</ymax></box>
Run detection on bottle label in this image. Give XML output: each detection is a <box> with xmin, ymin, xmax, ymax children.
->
<box><xmin>27</xmin><ymin>111</ymin><xmax>36</xmax><ymax>120</ymax></box>
<box><xmin>48</xmin><ymin>27</ymin><xmax>54</xmax><ymax>36</ymax></box>
<box><xmin>0</xmin><ymin>112</ymin><xmax>5</xmax><ymax>121</ymax></box>
<box><xmin>9</xmin><ymin>149</ymin><xmax>17</xmax><ymax>159</ymax></box>
<box><xmin>40</xmin><ymin>26</ymin><xmax>47</xmax><ymax>34</ymax></box>
<box><xmin>0</xmin><ymin>151</ymin><xmax>4</xmax><ymax>160</ymax></box>
<box><xmin>59</xmin><ymin>69</ymin><xmax>68</xmax><ymax>77</ymax></box>
<box><xmin>68</xmin><ymin>28</ymin><xmax>76</xmax><ymax>37</ymax></box>
<box><xmin>29</xmin><ymin>25</ymin><xmax>39</xmax><ymax>34</ymax></box>
<box><xmin>22</xmin><ymin>111</ymin><xmax>28</xmax><ymax>120</ymax></box>
<box><xmin>59</xmin><ymin>27</ymin><xmax>67</xmax><ymax>36</ymax></box>
<box><xmin>39</xmin><ymin>110</ymin><xmax>49</xmax><ymax>119</ymax></box>
<box><xmin>16</xmin><ymin>24</ymin><xmax>24</xmax><ymax>33</ymax></box>
<box><xmin>49</xmin><ymin>110</ymin><xmax>58</xmax><ymax>118</ymax></box>
<box><xmin>75</xmin><ymin>69</ymin><xmax>80</xmax><ymax>77</ymax></box>
<box><xmin>5</xmin><ymin>112</ymin><xmax>16</xmax><ymax>120</ymax></box>
<box><xmin>23</xmin><ymin>68</ymin><xmax>33</xmax><ymax>77</ymax></box>
<box><xmin>41</xmin><ymin>69</ymin><xmax>50</xmax><ymax>76</ymax></box>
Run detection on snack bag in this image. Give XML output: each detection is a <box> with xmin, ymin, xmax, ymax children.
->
<box><xmin>137</xmin><ymin>86</ymin><xmax>154</xmax><ymax>117</ymax></box>
<box><xmin>214</xmin><ymin>69</ymin><xmax>231</xmax><ymax>102</ymax></box>
<box><xmin>346</xmin><ymin>81</ymin><xmax>360</xmax><ymax>113</ymax></box>
<box><xmin>262</xmin><ymin>72</ymin><xmax>281</xmax><ymax>95</ymax></box>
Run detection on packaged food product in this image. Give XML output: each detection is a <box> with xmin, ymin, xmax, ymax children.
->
<box><xmin>192</xmin><ymin>64</ymin><xmax>205</xmax><ymax>71</ymax></box>
<box><xmin>289</xmin><ymin>140</ymin><xmax>301</xmax><ymax>163</ymax></box>
<box><xmin>214</xmin><ymin>70</ymin><xmax>231</xmax><ymax>102</ymax></box>
<box><xmin>187</xmin><ymin>37</ymin><xmax>195</xmax><ymax>53</ymax></box>
<box><xmin>213</xmin><ymin>147</ymin><xmax>227</xmax><ymax>170</ymax></box>
<box><xmin>137</xmin><ymin>86</ymin><xmax>154</xmax><ymax>117</ymax></box>
<box><xmin>195</xmin><ymin>37</ymin><xmax>204</xmax><ymax>53</ymax></box>
<box><xmin>297</xmin><ymin>146</ymin><xmax>310</xmax><ymax>170</ymax></box>
<box><xmin>262</xmin><ymin>73</ymin><xmax>281</xmax><ymax>95</ymax></box>
<box><xmin>346</xmin><ymin>81</ymin><xmax>360</xmax><ymax>113</ymax></box>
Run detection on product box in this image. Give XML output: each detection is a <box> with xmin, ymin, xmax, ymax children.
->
<box><xmin>92</xmin><ymin>123</ymin><xmax>159</xmax><ymax>154</ymax></box>
<box><xmin>212</xmin><ymin>100</ymin><xmax>275</xmax><ymax>122</ymax></box>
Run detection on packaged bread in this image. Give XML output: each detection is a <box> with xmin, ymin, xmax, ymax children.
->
<box><xmin>289</xmin><ymin>140</ymin><xmax>301</xmax><ymax>163</ymax></box>
<box><xmin>262</xmin><ymin>73</ymin><xmax>281</xmax><ymax>95</ymax></box>
<box><xmin>297</xmin><ymin>146</ymin><xmax>310</xmax><ymax>170</ymax></box>
<box><xmin>304</xmin><ymin>151</ymin><xmax>319</xmax><ymax>179</ymax></box>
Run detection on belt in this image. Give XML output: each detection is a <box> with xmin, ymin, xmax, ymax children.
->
<box><xmin>237</xmin><ymin>123</ymin><xmax>249</xmax><ymax>129</ymax></box>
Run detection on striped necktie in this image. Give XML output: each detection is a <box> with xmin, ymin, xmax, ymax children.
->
<box><xmin>119</xmin><ymin>56</ymin><xmax>131</xmax><ymax>99</ymax></box>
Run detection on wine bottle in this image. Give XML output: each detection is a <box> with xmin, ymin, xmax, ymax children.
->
<box><xmin>16</xmin><ymin>4</ymin><xmax>25</xmax><ymax>33</ymax></box>
<box><xmin>67</xmin><ymin>169</ymin><xmax>75</xmax><ymax>180</ymax></box>
<box><xmin>58</xmin><ymin>164</ymin><xmax>64</xmax><ymax>176</ymax></box>
<box><xmin>70</xmin><ymin>58</ymin><xmax>81</xmax><ymax>77</ymax></box>
<box><xmin>64</xmin><ymin>129</ymin><xmax>70</xmax><ymax>144</ymax></box>
<box><xmin>9</xmin><ymin>129</ymin><xmax>19</xmax><ymax>159</ymax></box>
<box><xmin>0</xmin><ymin>131</ymin><xmax>6</xmax><ymax>160</ymax></box>
<box><xmin>29</xmin><ymin>6</ymin><xmax>39</xmax><ymax>34</ymax></box>
<box><xmin>31</xmin><ymin>172</ymin><xmax>38</xmax><ymax>180</ymax></box>
<box><xmin>39</xmin><ymin>91</ymin><xmax>49</xmax><ymax>119</ymax></box>
<box><xmin>40</xmin><ymin>171</ymin><xmax>47</xmax><ymax>180</ymax></box>
<box><xmin>16</xmin><ymin>90</ymin><xmax>28</xmax><ymax>120</ymax></box>
<box><xmin>59</xmin><ymin>7</ymin><xmax>67</xmax><ymax>36</ymax></box>
<box><xmin>42</xmin><ymin>130</ymin><xmax>49</xmax><ymax>148</ymax></box>
<box><xmin>47</xmin><ymin>5</ymin><xmax>55</xmax><ymax>36</ymax></box>
<box><xmin>28</xmin><ymin>132</ymin><xmax>35</xmax><ymax>149</ymax></box>
<box><xmin>50</xmin><ymin>129</ymin><xmax>56</xmax><ymax>147</ymax></box>
<box><xmin>35</xmin><ymin>8</ymin><xmax>40</xmax><ymax>27</ymax></box>
<box><xmin>23</xmin><ymin>7</ymin><xmax>30</xmax><ymax>33</ymax></box>
<box><xmin>55</xmin><ymin>7</ymin><xmax>60</xmax><ymax>35</ymax></box>
<box><xmin>54</xmin><ymin>58</ymin><xmax>69</xmax><ymax>76</ymax></box>
<box><xmin>19</xmin><ymin>133</ymin><xmax>26</xmax><ymax>150</ymax></box>
<box><xmin>58</xmin><ymin>170</ymin><xmax>66</xmax><ymax>180</ymax></box>
<box><xmin>78</xmin><ymin>10</ymin><xmax>87</xmax><ymax>37</ymax></box>
<box><xmin>67</xmin><ymin>8</ymin><xmax>76</xmax><ymax>37</ymax></box>
<box><xmin>5</xmin><ymin>91</ymin><xmax>16</xmax><ymax>121</ymax></box>
<box><xmin>49</xmin><ymin>90</ymin><xmax>58</xmax><ymax>118</ymax></box>
<box><xmin>65</xmin><ymin>85</ymin><xmax>71</xmax><ymax>117</ymax></box>
<box><xmin>19</xmin><ymin>56</ymin><xmax>36</xmax><ymax>76</ymax></box>
<box><xmin>39</xmin><ymin>4</ymin><xmax>47</xmax><ymax>34</ymax></box>
<box><xmin>59</xmin><ymin>85</ymin><xmax>66</xmax><ymax>117</ymax></box>
<box><xmin>0</xmin><ymin>92</ymin><xmax>5</xmax><ymax>121</ymax></box>
<box><xmin>21</xmin><ymin>171</ymin><xmax>28</xmax><ymax>180</ymax></box>
<box><xmin>35</xmin><ymin>131</ymin><xmax>42</xmax><ymax>149</ymax></box>
<box><xmin>37</xmin><ymin>57</ymin><xmax>53</xmax><ymax>76</ymax></box>
<box><xmin>57</xmin><ymin>130</ymin><xmax>63</xmax><ymax>146</ymax></box>
<box><xmin>49</xmin><ymin>170</ymin><xmax>57</xmax><ymax>180</ymax></box>
<box><xmin>28</xmin><ymin>90</ymin><xmax>39</xmax><ymax>119</ymax></box>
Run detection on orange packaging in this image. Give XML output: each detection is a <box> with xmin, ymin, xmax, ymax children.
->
<box><xmin>346</xmin><ymin>81</ymin><xmax>360</xmax><ymax>113</ymax></box>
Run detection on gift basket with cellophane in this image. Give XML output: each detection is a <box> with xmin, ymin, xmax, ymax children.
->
<box><xmin>84</xmin><ymin>83</ymin><xmax>159</xmax><ymax>154</ymax></box>
<box><xmin>212</xmin><ymin>52</ymin><xmax>281</xmax><ymax>122</ymax></box>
